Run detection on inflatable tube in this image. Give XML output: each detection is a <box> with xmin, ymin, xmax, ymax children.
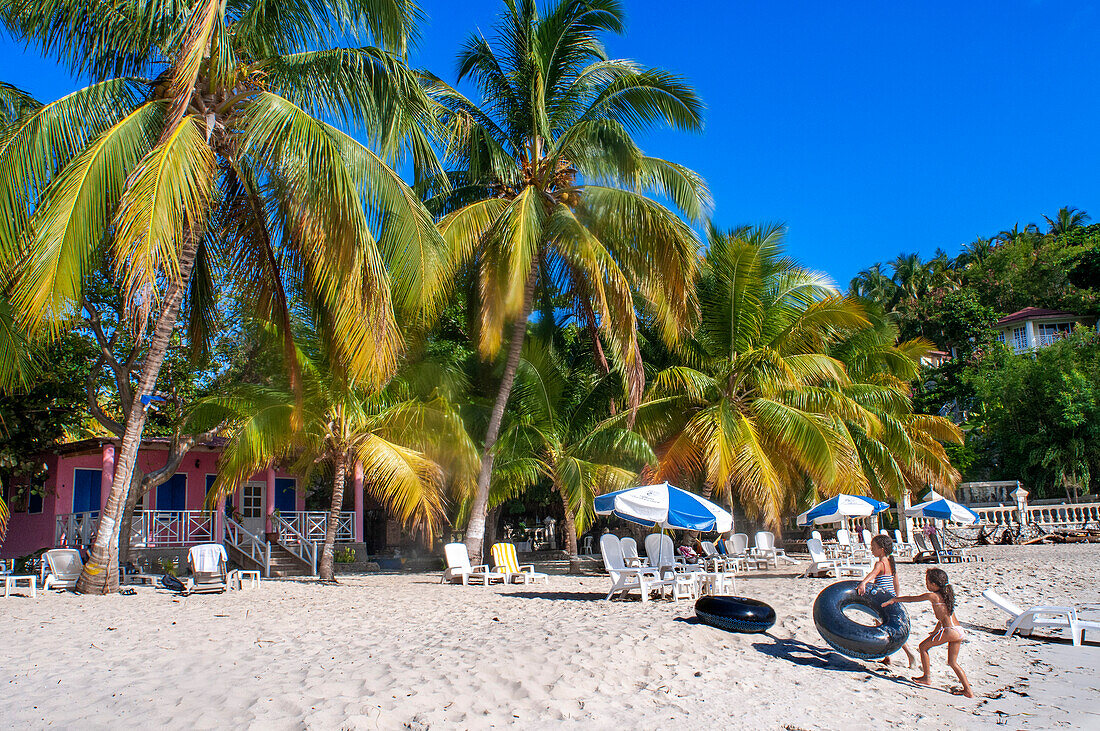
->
<box><xmin>812</xmin><ymin>581</ymin><xmax>910</xmax><ymax>660</ymax></box>
<box><xmin>695</xmin><ymin>595</ymin><xmax>776</xmax><ymax>633</ymax></box>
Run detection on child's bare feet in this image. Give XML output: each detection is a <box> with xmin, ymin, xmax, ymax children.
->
<box><xmin>912</xmin><ymin>675</ymin><xmax>931</xmax><ymax>687</ymax></box>
<box><xmin>879</xmin><ymin>657</ymin><xmax>891</xmax><ymax>665</ymax></box>
<box><xmin>950</xmin><ymin>687</ymin><xmax>974</xmax><ymax>698</ymax></box>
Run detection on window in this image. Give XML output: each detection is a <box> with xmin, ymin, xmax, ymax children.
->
<box><xmin>1012</xmin><ymin>327</ymin><xmax>1028</xmax><ymax>352</ymax></box>
<box><xmin>275</xmin><ymin>478</ymin><xmax>296</xmax><ymax>512</ymax></box>
<box><xmin>73</xmin><ymin>468</ymin><xmax>102</xmax><ymax>513</ymax></box>
<box><xmin>1038</xmin><ymin>322</ymin><xmax>1073</xmax><ymax>347</ymax></box>
<box><xmin>242</xmin><ymin>483</ymin><xmax>263</xmax><ymax>519</ymax></box>
<box><xmin>156</xmin><ymin>473</ymin><xmax>187</xmax><ymax>512</ymax></box>
<box><xmin>997</xmin><ymin>330</ymin><xmax>1005</xmax><ymax>343</ymax></box>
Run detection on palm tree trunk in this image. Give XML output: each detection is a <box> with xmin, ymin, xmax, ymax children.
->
<box><xmin>558</xmin><ymin>486</ymin><xmax>580</xmax><ymax>574</ymax></box>
<box><xmin>76</xmin><ymin>234</ymin><xmax>201</xmax><ymax>594</ymax></box>
<box><xmin>464</xmin><ymin>269</ymin><xmax>538</xmax><ymax>564</ymax></box>
<box><xmin>117</xmin><ymin>469</ymin><xmax>144</xmax><ymax>564</ymax></box>
<box><xmin>319</xmin><ymin>452</ymin><xmax>349</xmax><ymax>582</ymax></box>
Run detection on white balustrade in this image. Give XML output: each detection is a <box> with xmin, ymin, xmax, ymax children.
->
<box><xmin>130</xmin><ymin>510</ymin><xmax>216</xmax><ymax>547</ymax></box>
<box><xmin>279</xmin><ymin>511</ymin><xmax>355</xmax><ymax>543</ymax></box>
<box><xmin>55</xmin><ymin>511</ymin><xmax>99</xmax><ymax>548</ymax></box>
<box><xmin>272</xmin><ymin>514</ymin><xmax>318</xmax><ymax>575</ymax></box>
<box><xmin>224</xmin><ymin>517</ymin><xmax>270</xmax><ymax>577</ymax></box>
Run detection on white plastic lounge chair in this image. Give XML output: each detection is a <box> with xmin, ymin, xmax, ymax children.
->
<box><xmin>983</xmin><ymin>590</ymin><xmax>1100</xmax><ymax>646</ymax></box>
<box><xmin>930</xmin><ymin>533</ymin><xmax>979</xmax><ymax>563</ymax></box>
<box><xmin>620</xmin><ymin>536</ymin><xmax>645</xmax><ymax>567</ymax></box>
<box><xmin>699</xmin><ymin>540</ymin><xmax>730</xmax><ymax>572</ymax></box>
<box><xmin>752</xmin><ymin>531</ymin><xmax>794</xmax><ymax>567</ymax></box>
<box><xmin>835</xmin><ymin>529</ymin><xmax>853</xmax><ymax>556</ymax></box>
<box><xmin>491</xmin><ymin>543</ymin><xmax>549</xmax><ymax>585</ymax></box>
<box><xmin>441</xmin><ymin>543</ymin><xmax>505</xmax><ymax>585</ymax></box>
<box><xmin>800</xmin><ymin>538</ymin><xmax>871</xmax><ymax>578</ymax></box>
<box><xmin>41</xmin><ymin>549</ymin><xmax>83</xmax><ymax>590</ymax></box>
<box><xmin>893</xmin><ymin>529</ymin><xmax>915</xmax><ymax>559</ymax></box>
<box><xmin>600</xmin><ymin>535</ymin><xmax>673</xmax><ymax>602</ymax></box>
<box><xmin>730</xmin><ymin>533</ymin><xmax>750</xmax><ymax>558</ymax></box>
<box><xmin>187</xmin><ymin>544</ymin><xmax>228</xmax><ymax>594</ymax></box>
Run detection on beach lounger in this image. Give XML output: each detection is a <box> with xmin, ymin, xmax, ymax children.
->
<box><xmin>893</xmin><ymin>530</ymin><xmax>915</xmax><ymax>559</ymax></box>
<box><xmin>983</xmin><ymin>590</ymin><xmax>1100</xmax><ymax>646</ymax></box>
<box><xmin>911</xmin><ymin>533</ymin><xmax>938</xmax><ymax>563</ymax></box>
<box><xmin>800</xmin><ymin>538</ymin><xmax>871</xmax><ymax>578</ymax></box>
<box><xmin>620</xmin><ymin>537</ymin><xmax>645</xmax><ymax>567</ymax></box>
<box><xmin>600</xmin><ymin>535</ymin><xmax>673</xmax><ymax>603</ymax></box>
<box><xmin>187</xmin><ymin>544</ymin><xmax>228</xmax><ymax>594</ymax></box>
<box><xmin>699</xmin><ymin>541</ymin><xmax>731</xmax><ymax>572</ymax></box>
<box><xmin>930</xmin><ymin>533</ymin><xmax>979</xmax><ymax>563</ymax></box>
<box><xmin>751</xmin><ymin>531</ymin><xmax>794</xmax><ymax>567</ymax></box>
<box><xmin>41</xmin><ymin>549</ymin><xmax>83</xmax><ymax>590</ymax></box>
<box><xmin>490</xmin><ymin>543</ymin><xmax>549</xmax><ymax>585</ymax></box>
<box><xmin>441</xmin><ymin>543</ymin><xmax>505</xmax><ymax>585</ymax></box>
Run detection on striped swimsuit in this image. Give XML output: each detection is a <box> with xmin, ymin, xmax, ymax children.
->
<box><xmin>873</xmin><ymin>572</ymin><xmax>896</xmax><ymax>596</ymax></box>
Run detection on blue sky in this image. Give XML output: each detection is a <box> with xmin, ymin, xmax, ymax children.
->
<box><xmin>3</xmin><ymin>0</ymin><xmax>1098</xmax><ymax>286</ymax></box>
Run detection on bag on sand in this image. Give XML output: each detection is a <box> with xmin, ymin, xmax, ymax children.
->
<box><xmin>160</xmin><ymin>574</ymin><xmax>186</xmax><ymax>592</ymax></box>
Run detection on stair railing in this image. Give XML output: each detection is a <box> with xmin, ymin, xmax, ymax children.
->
<box><xmin>224</xmin><ymin>517</ymin><xmax>271</xmax><ymax>577</ymax></box>
<box><xmin>273</xmin><ymin>513</ymin><xmax>318</xmax><ymax>576</ymax></box>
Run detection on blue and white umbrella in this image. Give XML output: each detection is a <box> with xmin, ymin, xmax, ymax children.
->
<box><xmin>905</xmin><ymin>497</ymin><xmax>980</xmax><ymax>525</ymax></box>
<box><xmin>594</xmin><ymin>482</ymin><xmax>733</xmax><ymax>533</ymax></box>
<box><xmin>796</xmin><ymin>494</ymin><xmax>890</xmax><ymax>526</ymax></box>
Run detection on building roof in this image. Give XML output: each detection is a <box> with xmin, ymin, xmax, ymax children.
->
<box><xmin>52</xmin><ymin>436</ymin><xmax>228</xmax><ymax>456</ymax></box>
<box><xmin>995</xmin><ymin>307</ymin><xmax>1086</xmax><ymax>326</ymax></box>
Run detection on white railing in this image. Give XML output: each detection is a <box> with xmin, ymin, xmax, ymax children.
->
<box><xmin>1026</xmin><ymin>503</ymin><xmax>1100</xmax><ymax>529</ymax></box>
<box><xmin>971</xmin><ymin>505</ymin><xmax>1019</xmax><ymax>527</ymax></box>
<box><xmin>273</xmin><ymin>514</ymin><xmax>317</xmax><ymax>575</ymax></box>
<box><xmin>55</xmin><ymin>511</ymin><xmax>99</xmax><ymax>548</ymax></box>
<box><xmin>279</xmin><ymin>511</ymin><xmax>355</xmax><ymax>543</ymax></box>
<box><xmin>224</xmin><ymin>517</ymin><xmax>270</xmax><ymax>577</ymax></box>
<box><xmin>130</xmin><ymin>510</ymin><xmax>216</xmax><ymax>548</ymax></box>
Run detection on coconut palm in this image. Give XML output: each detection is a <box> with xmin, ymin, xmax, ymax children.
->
<box><xmin>426</xmin><ymin>0</ymin><xmax>708</xmax><ymax>561</ymax></box>
<box><xmin>494</xmin><ymin>338</ymin><xmax>654</xmax><ymax>570</ymax></box>
<box><xmin>825</xmin><ymin>311</ymin><xmax>963</xmax><ymax>506</ymax></box>
<box><xmin>192</xmin><ymin>327</ymin><xmax>478</xmax><ymax>581</ymax></box>
<box><xmin>0</xmin><ymin>1</ymin><xmax>448</xmax><ymax>592</ymax></box>
<box><xmin>1043</xmin><ymin>206</ymin><xmax>1090</xmax><ymax>235</ymax></box>
<box><xmin>630</xmin><ymin>224</ymin><xmax>869</xmax><ymax>528</ymax></box>
<box><xmin>849</xmin><ymin>263</ymin><xmax>898</xmax><ymax>309</ymax></box>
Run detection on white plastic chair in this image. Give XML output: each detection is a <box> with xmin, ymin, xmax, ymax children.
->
<box><xmin>800</xmin><ymin>538</ymin><xmax>870</xmax><ymax>578</ymax></box>
<box><xmin>984</xmin><ymin>590</ymin><xmax>1099</xmax><ymax>647</ymax></box>
<box><xmin>620</xmin><ymin>537</ymin><xmax>644</xmax><ymax>567</ymax></box>
<box><xmin>600</xmin><ymin>535</ymin><xmax>672</xmax><ymax>602</ymax></box>
<box><xmin>441</xmin><ymin>543</ymin><xmax>505</xmax><ymax>585</ymax></box>
<box><xmin>41</xmin><ymin>549</ymin><xmax>83</xmax><ymax>590</ymax></box>
<box><xmin>187</xmin><ymin>544</ymin><xmax>228</xmax><ymax>594</ymax></box>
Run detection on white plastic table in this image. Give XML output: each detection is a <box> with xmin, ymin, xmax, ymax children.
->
<box><xmin>229</xmin><ymin>569</ymin><xmax>261</xmax><ymax>590</ymax></box>
<box><xmin>3</xmin><ymin>575</ymin><xmax>37</xmax><ymax>598</ymax></box>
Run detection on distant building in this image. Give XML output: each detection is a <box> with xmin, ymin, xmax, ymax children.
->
<box><xmin>920</xmin><ymin>350</ymin><xmax>951</xmax><ymax>368</ymax></box>
<box><xmin>993</xmin><ymin>307</ymin><xmax>1098</xmax><ymax>354</ymax></box>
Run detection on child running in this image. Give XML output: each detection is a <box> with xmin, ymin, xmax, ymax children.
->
<box><xmin>884</xmin><ymin>568</ymin><xmax>973</xmax><ymax>698</ymax></box>
<box><xmin>856</xmin><ymin>534</ymin><xmax>917</xmax><ymax>667</ymax></box>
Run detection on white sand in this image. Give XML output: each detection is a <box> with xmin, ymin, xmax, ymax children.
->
<box><xmin>2</xmin><ymin>544</ymin><xmax>1098</xmax><ymax>729</ymax></box>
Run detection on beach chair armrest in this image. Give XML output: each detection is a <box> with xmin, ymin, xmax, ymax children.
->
<box><xmin>518</xmin><ymin>564</ymin><xmax>535</xmax><ymax>573</ymax></box>
<box><xmin>471</xmin><ymin>564</ymin><xmax>491</xmax><ymax>573</ymax></box>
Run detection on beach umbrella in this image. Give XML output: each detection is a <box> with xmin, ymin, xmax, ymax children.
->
<box><xmin>796</xmin><ymin>494</ymin><xmax>890</xmax><ymax>526</ymax></box>
<box><xmin>594</xmin><ymin>482</ymin><xmax>733</xmax><ymax>532</ymax></box>
<box><xmin>905</xmin><ymin>497</ymin><xmax>980</xmax><ymax>525</ymax></box>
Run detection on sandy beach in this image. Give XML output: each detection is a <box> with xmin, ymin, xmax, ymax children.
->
<box><xmin>2</xmin><ymin>543</ymin><xmax>1098</xmax><ymax>730</ymax></box>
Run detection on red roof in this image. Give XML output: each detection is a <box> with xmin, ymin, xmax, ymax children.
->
<box><xmin>995</xmin><ymin>307</ymin><xmax>1084</xmax><ymax>326</ymax></box>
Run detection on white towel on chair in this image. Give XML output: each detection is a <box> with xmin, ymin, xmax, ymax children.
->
<box><xmin>190</xmin><ymin>544</ymin><xmax>227</xmax><ymax>573</ymax></box>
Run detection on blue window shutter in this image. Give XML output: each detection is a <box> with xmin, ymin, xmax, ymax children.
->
<box><xmin>156</xmin><ymin>474</ymin><xmax>187</xmax><ymax>511</ymax></box>
<box><xmin>73</xmin><ymin>469</ymin><xmax>103</xmax><ymax>513</ymax></box>
<box><xmin>275</xmin><ymin>478</ymin><xmax>296</xmax><ymax>512</ymax></box>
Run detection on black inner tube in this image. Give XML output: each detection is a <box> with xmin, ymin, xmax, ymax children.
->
<box><xmin>695</xmin><ymin>595</ymin><xmax>777</xmax><ymax>633</ymax></box>
<box><xmin>812</xmin><ymin>581</ymin><xmax>910</xmax><ymax>660</ymax></box>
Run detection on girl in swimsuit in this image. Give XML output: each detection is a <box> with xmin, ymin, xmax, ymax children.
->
<box><xmin>884</xmin><ymin>568</ymin><xmax>973</xmax><ymax>698</ymax></box>
<box><xmin>856</xmin><ymin>534</ymin><xmax>917</xmax><ymax>667</ymax></box>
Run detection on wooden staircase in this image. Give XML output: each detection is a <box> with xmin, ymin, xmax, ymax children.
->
<box><xmin>267</xmin><ymin>543</ymin><xmax>313</xmax><ymax>577</ymax></box>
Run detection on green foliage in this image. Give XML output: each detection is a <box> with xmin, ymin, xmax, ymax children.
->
<box><xmin>963</xmin><ymin>330</ymin><xmax>1100</xmax><ymax>499</ymax></box>
<box><xmin>334</xmin><ymin>546</ymin><xmax>356</xmax><ymax>563</ymax></box>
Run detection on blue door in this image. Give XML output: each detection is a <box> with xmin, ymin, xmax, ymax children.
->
<box><xmin>157</xmin><ymin>474</ymin><xmax>187</xmax><ymax>511</ymax></box>
<box><xmin>275</xmin><ymin>478</ymin><xmax>296</xmax><ymax>512</ymax></box>
<box><xmin>73</xmin><ymin>469</ymin><xmax>102</xmax><ymax>513</ymax></box>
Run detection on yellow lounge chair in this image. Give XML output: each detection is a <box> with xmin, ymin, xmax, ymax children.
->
<box><xmin>490</xmin><ymin>542</ymin><xmax>549</xmax><ymax>585</ymax></box>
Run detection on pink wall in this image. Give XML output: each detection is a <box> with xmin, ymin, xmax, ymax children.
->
<box><xmin>1</xmin><ymin>443</ymin><xmax>306</xmax><ymax>559</ymax></box>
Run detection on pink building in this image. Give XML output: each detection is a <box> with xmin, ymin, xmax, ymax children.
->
<box><xmin>2</xmin><ymin>438</ymin><xmax>366</xmax><ymax>576</ymax></box>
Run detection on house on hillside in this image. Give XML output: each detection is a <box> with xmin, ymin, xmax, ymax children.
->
<box><xmin>0</xmin><ymin>438</ymin><xmax>402</xmax><ymax>575</ymax></box>
<box><xmin>993</xmin><ymin>307</ymin><xmax>1098</xmax><ymax>354</ymax></box>
<box><xmin>920</xmin><ymin>350</ymin><xmax>951</xmax><ymax>368</ymax></box>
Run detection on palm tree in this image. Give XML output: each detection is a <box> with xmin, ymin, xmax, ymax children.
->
<box><xmin>849</xmin><ymin>263</ymin><xmax>898</xmax><ymax>309</ymax></box>
<box><xmin>426</xmin><ymin>0</ymin><xmax>708</xmax><ymax>561</ymax></box>
<box><xmin>825</xmin><ymin>311</ymin><xmax>963</xmax><ymax>506</ymax></box>
<box><xmin>1043</xmin><ymin>206</ymin><xmax>1090</xmax><ymax>235</ymax></box>
<box><xmin>632</xmin><ymin>224</ymin><xmax>869</xmax><ymax>528</ymax></box>
<box><xmin>0</xmin><ymin>0</ymin><xmax>448</xmax><ymax>592</ymax></box>
<box><xmin>192</xmin><ymin>327</ymin><xmax>478</xmax><ymax>581</ymax></box>
<box><xmin>495</xmin><ymin>338</ymin><xmax>654</xmax><ymax>570</ymax></box>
